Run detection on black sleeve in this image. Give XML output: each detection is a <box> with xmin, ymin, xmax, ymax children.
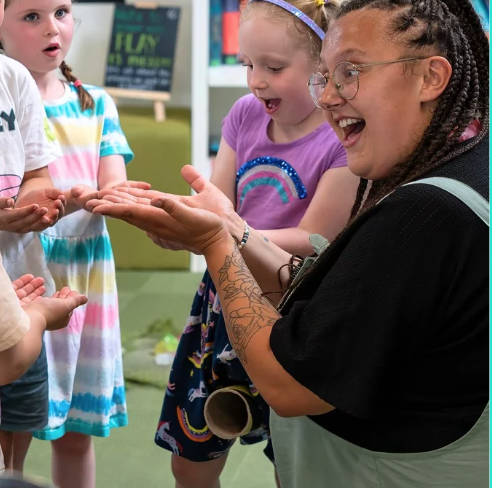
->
<box><xmin>270</xmin><ymin>183</ymin><xmax>486</xmax><ymax>419</ymax></box>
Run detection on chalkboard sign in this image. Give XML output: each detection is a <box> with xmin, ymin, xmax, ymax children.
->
<box><xmin>104</xmin><ymin>4</ymin><xmax>181</xmax><ymax>94</ymax></box>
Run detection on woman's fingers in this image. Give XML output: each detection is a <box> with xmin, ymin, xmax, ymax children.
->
<box><xmin>181</xmin><ymin>165</ymin><xmax>210</xmax><ymax>194</ymax></box>
<box><xmin>105</xmin><ymin>187</ymin><xmax>163</xmax><ymax>200</ymax></box>
<box><xmin>116</xmin><ymin>180</ymin><xmax>152</xmax><ymax>190</ymax></box>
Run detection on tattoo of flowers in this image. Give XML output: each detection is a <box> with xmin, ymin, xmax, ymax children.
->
<box><xmin>218</xmin><ymin>248</ymin><xmax>278</xmax><ymax>363</ymax></box>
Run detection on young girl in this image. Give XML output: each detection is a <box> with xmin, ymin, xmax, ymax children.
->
<box><xmin>0</xmin><ymin>1</ymin><xmax>139</xmax><ymax>486</ymax></box>
<box><xmin>152</xmin><ymin>0</ymin><xmax>357</xmax><ymax>486</ymax></box>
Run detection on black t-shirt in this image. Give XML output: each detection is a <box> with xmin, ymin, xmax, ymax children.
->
<box><xmin>270</xmin><ymin>137</ymin><xmax>489</xmax><ymax>453</ymax></box>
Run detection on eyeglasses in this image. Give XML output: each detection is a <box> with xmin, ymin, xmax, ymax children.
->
<box><xmin>308</xmin><ymin>57</ymin><xmax>429</xmax><ymax>108</ymax></box>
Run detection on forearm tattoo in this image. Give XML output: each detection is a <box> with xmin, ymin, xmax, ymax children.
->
<box><xmin>218</xmin><ymin>246</ymin><xmax>279</xmax><ymax>363</ymax></box>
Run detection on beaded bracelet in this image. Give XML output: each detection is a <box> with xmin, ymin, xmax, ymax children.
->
<box><xmin>237</xmin><ymin>220</ymin><xmax>250</xmax><ymax>250</ymax></box>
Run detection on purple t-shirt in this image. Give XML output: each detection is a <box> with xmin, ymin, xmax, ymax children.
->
<box><xmin>222</xmin><ymin>94</ymin><xmax>347</xmax><ymax>230</ymax></box>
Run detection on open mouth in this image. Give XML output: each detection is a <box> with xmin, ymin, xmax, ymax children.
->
<box><xmin>43</xmin><ymin>45</ymin><xmax>60</xmax><ymax>56</ymax></box>
<box><xmin>339</xmin><ymin>118</ymin><xmax>366</xmax><ymax>145</ymax></box>
<box><xmin>260</xmin><ymin>98</ymin><xmax>282</xmax><ymax>114</ymax></box>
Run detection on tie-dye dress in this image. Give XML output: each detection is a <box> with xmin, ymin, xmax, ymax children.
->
<box><xmin>33</xmin><ymin>83</ymin><xmax>133</xmax><ymax>440</ymax></box>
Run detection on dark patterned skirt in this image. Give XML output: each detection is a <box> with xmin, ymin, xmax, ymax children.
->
<box><xmin>155</xmin><ymin>270</ymin><xmax>273</xmax><ymax>462</ymax></box>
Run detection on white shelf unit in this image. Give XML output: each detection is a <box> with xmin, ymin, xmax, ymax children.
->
<box><xmin>209</xmin><ymin>65</ymin><xmax>248</xmax><ymax>87</ymax></box>
<box><xmin>191</xmin><ymin>0</ymin><xmax>248</xmax><ymax>272</ymax></box>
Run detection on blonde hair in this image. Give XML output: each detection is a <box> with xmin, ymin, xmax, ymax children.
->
<box><xmin>241</xmin><ymin>0</ymin><xmax>342</xmax><ymax>60</ymax></box>
<box><xmin>3</xmin><ymin>0</ymin><xmax>95</xmax><ymax>112</ymax></box>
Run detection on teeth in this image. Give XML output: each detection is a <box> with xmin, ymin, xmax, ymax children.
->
<box><xmin>338</xmin><ymin>118</ymin><xmax>362</xmax><ymax>128</ymax></box>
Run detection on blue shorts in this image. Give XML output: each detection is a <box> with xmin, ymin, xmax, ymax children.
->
<box><xmin>0</xmin><ymin>341</ymin><xmax>48</xmax><ymax>432</ymax></box>
<box><xmin>155</xmin><ymin>271</ymin><xmax>274</xmax><ymax>463</ymax></box>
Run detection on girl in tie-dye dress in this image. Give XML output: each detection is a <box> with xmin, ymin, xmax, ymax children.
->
<box><xmin>32</xmin><ymin>79</ymin><xmax>133</xmax><ymax>485</ymax></box>
<box><xmin>36</xmin><ymin>80</ymin><xmax>133</xmax><ymax>484</ymax></box>
<box><xmin>35</xmin><ymin>81</ymin><xmax>133</xmax><ymax>443</ymax></box>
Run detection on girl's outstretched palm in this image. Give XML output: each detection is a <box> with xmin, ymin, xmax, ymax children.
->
<box><xmin>13</xmin><ymin>274</ymin><xmax>46</xmax><ymax>304</ymax></box>
<box><xmin>23</xmin><ymin>287</ymin><xmax>88</xmax><ymax>332</ymax></box>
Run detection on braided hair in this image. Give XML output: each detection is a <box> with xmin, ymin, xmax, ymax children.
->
<box><xmin>59</xmin><ymin>61</ymin><xmax>95</xmax><ymax>112</ymax></box>
<box><xmin>337</xmin><ymin>0</ymin><xmax>489</xmax><ymax>219</ymax></box>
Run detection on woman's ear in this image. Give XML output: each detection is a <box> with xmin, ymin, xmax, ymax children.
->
<box><xmin>420</xmin><ymin>56</ymin><xmax>453</xmax><ymax>103</ymax></box>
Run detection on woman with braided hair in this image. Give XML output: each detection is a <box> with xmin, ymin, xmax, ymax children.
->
<box><xmin>91</xmin><ymin>0</ymin><xmax>489</xmax><ymax>486</ymax></box>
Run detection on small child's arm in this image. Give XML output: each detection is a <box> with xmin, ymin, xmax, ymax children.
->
<box><xmin>15</xmin><ymin>166</ymin><xmax>65</xmax><ymax>227</ymax></box>
<box><xmin>66</xmin><ymin>155</ymin><xmax>150</xmax><ymax>215</ymax></box>
<box><xmin>0</xmin><ymin>255</ymin><xmax>87</xmax><ymax>385</ymax></box>
<box><xmin>260</xmin><ymin>167</ymin><xmax>360</xmax><ymax>257</ymax></box>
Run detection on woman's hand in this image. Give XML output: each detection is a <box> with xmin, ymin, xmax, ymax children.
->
<box><xmin>71</xmin><ymin>181</ymin><xmax>151</xmax><ymax>213</ymax></box>
<box><xmin>88</xmin><ymin>166</ymin><xmax>244</xmax><ymax>242</ymax></box>
<box><xmin>90</xmin><ymin>189</ymin><xmax>229</xmax><ymax>255</ymax></box>
<box><xmin>145</xmin><ymin>232</ymin><xmax>197</xmax><ymax>253</ymax></box>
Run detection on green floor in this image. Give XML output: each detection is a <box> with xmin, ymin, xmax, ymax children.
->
<box><xmin>24</xmin><ymin>271</ymin><xmax>276</xmax><ymax>488</ymax></box>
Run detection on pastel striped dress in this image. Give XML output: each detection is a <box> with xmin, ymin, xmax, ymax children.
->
<box><xmin>33</xmin><ymin>83</ymin><xmax>133</xmax><ymax>441</ymax></box>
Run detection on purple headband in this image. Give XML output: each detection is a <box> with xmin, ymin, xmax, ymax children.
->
<box><xmin>248</xmin><ymin>0</ymin><xmax>326</xmax><ymax>40</ymax></box>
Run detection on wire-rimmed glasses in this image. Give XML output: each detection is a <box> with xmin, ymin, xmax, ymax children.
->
<box><xmin>308</xmin><ymin>57</ymin><xmax>429</xmax><ymax>108</ymax></box>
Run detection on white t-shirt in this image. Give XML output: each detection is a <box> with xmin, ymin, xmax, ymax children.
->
<box><xmin>0</xmin><ymin>55</ymin><xmax>60</xmax><ymax>293</ymax></box>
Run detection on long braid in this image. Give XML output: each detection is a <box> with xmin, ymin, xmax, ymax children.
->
<box><xmin>60</xmin><ymin>61</ymin><xmax>95</xmax><ymax>112</ymax></box>
<box><xmin>349</xmin><ymin>178</ymin><xmax>368</xmax><ymax>220</ymax></box>
<box><xmin>339</xmin><ymin>0</ymin><xmax>489</xmax><ymax>217</ymax></box>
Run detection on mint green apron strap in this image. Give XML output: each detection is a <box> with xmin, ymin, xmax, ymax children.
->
<box><xmin>404</xmin><ymin>177</ymin><xmax>489</xmax><ymax>226</ymax></box>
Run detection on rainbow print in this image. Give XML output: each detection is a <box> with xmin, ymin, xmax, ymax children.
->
<box><xmin>177</xmin><ymin>407</ymin><xmax>214</xmax><ymax>442</ymax></box>
<box><xmin>236</xmin><ymin>157</ymin><xmax>307</xmax><ymax>211</ymax></box>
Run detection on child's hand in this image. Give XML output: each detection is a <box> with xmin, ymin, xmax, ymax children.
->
<box><xmin>16</xmin><ymin>188</ymin><xmax>66</xmax><ymax>227</ymax></box>
<box><xmin>23</xmin><ymin>287</ymin><xmax>88</xmax><ymax>331</ymax></box>
<box><xmin>12</xmin><ymin>274</ymin><xmax>46</xmax><ymax>304</ymax></box>
<box><xmin>0</xmin><ymin>196</ymin><xmax>53</xmax><ymax>233</ymax></box>
<box><xmin>71</xmin><ymin>185</ymin><xmax>99</xmax><ymax>212</ymax></box>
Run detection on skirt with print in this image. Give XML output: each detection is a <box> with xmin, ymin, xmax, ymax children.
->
<box><xmin>32</xmin><ymin>230</ymin><xmax>128</xmax><ymax>441</ymax></box>
<box><xmin>155</xmin><ymin>270</ymin><xmax>274</xmax><ymax>462</ymax></box>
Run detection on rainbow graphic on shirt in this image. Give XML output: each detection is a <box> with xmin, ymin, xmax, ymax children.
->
<box><xmin>0</xmin><ymin>174</ymin><xmax>21</xmax><ymax>198</ymax></box>
<box><xmin>236</xmin><ymin>157</ymin><xmax>307</xmax><ymax>211</ymax></box>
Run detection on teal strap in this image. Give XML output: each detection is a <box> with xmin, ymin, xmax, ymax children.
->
<box><xmin>404</xmin><ymin>177</ymin><xmax>489</xmax><ymax>227</ymax></box>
